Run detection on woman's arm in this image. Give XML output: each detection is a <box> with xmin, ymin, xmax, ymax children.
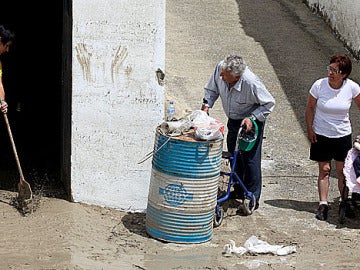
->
<box><xmin>354</xmin><ymin>92</ymin><xmax>360</xmax><ymax>110</ymax></box>
<box><xmin>305</xmin><ymin>94</ymin><xmax>317</xmax><ymax>143</ymax></box>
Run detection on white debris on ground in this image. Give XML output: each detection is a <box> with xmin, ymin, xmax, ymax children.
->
<box><xmin>223</xmin><ymin>236</ymin><xmax>297</xmax><ymax>256</ymax></box>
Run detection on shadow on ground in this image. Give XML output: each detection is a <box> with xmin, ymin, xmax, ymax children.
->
<box><xmin>265</xmin><ymin>198</ymin><xmax>360</xmax><ymax>229</ymax></box>
<box><xmin>121</xmin><ymin>212</ymin><xmax>148</xmax><ymax>237</ymax></box>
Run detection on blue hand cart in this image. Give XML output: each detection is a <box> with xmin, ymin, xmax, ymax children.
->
<box><xmin>213</xmin><ymin>124</ymin><xmax>257</xmax><ymax>227</ymax></box>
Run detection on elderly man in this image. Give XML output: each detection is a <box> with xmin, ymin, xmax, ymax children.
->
<box><xmin>201</xmin><ymin>54</ymin><xmax>275</xmax><ymax>212</ymax></box>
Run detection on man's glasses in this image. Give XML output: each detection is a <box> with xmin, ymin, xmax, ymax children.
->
<box><xmin>326</xmin><ymin>65</ymin><xmax>342</xmax><ymax>74</ymax></box>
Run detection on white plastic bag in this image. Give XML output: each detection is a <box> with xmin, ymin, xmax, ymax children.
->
<box><xmin>189</xmin><ymin>110</ymin><xmax>224</xmax><ymax>140</ymax></box>
<box><xmin>195</xmin><ymin>125</ymin><xmax>223</xmax><ymax>140</ymax></box>
<box><xmin>188</xmin><ymin>110</ymin><xmax>212</xmax><ymax>127</ymax></box>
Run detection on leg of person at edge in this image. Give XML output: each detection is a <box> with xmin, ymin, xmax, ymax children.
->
<box><xmin>343</xmin><ymin>136</ymin><xmax>360</xmax><ymax>214</ymax></box>
<box><xmin>305</xmin><ymin>54</ymin><xmax>360</xmax><ymax>221</ymax></box>
<box><xmin>201</xmin><ymin>54</ymin><xmax>275</xmax><ymax>212</ymax></box>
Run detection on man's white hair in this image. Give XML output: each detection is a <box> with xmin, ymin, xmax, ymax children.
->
<box><xmin>221</xmin><ymin>54</ymin><xmax>247</xmax><ymax>77</ymax></box>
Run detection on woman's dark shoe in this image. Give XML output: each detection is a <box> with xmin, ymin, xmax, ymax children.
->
<box><xmin>316</xmin><ymin>204</ymin><xmax>329</xmax><ymax>221</ymax></box>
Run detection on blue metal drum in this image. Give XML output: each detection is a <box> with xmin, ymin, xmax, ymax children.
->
<box><xmin>146</xmin><ymin>128</ymin><xmax>223</xmax><ymax>243</ymax></box>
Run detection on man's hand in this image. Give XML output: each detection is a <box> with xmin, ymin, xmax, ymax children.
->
<box><xmin>0</xmin><ymin>100</ymin><xmax>8</xmax><ymax>113</ymax></box>
<box><xmin>201</xmin><ymin>104</ymin><xmax>209</xmax><ymax>114</ymax></box>
<box><xmin>201</xmin><ymin>98</ymin><xmax>209</xmax><ymax>115</ymax></box>
<box><xmin>241</xmin><ymin>117</ymin><xmax>253</xmax><ymax>132</ymax></box>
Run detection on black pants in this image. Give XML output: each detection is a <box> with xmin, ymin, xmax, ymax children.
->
<box><xmin>227</xmin><ymin>118</ymin><xmax>265</xmax><ymax>202</ymax></box>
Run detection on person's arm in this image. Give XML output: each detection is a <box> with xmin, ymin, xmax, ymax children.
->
<box><xmin>354</xmin><ymin>92</ymin><xmax>360</xmax><ymax>110</ymax></box>
<box><xmin>305</xmin><ymin>94</ymin><xmax>317</xmax><ymax>143</ymax></box>
<box><xmin>202</xmin><ymin>63</ymin><xmax>221</xmax><ymax>114</ymax></box>
<box><xmin>251</xmin><ymin>92</ymin><xmax>275</xmax><ymax>122</ymax></box>
<box><xmin>0</xmin><ymin>68</ymin><xmax>8</xmax><ymax>113</ymax></box>
<box><xmin>246</xmin><ymin>79</ymin><xmax>275</xmax><ymax>122</ymax></box>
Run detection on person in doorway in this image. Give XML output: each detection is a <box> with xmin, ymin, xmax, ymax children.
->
<box><xmin>305</xmin><ymin>54</ymin><xmax>360</xmax><ymax>221</ymax></box>
<box><xmin>0</xmin><ymin>25</ymin><xmax>15</xmax><ymax>113</ymax></box>
<box><xmin>201</xmin><ymin>54</ymin><xmax>275</xmax><ymax>213</ymax></box>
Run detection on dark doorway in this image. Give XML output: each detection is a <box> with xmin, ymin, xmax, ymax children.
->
<box><xmin>0</xmin><ymin>2</ymin><xmax>71</xmax><ymax>199</ymax></box>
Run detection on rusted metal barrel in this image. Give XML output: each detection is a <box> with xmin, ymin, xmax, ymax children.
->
<box><xmin>146</xmin><ymin>127</ymin><xmax>223</xmax><ymax>243</ymax></box>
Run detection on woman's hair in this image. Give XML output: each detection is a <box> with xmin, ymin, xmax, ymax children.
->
<box><xmin>330</xmin><ymin>54</ymin><xmax>352</xmax><ymax>79</ymax></box>
<box><xmin>221</xmin><ymin>54</ymin><xmax>247</xmax><ymax>77</ymax></box>
<box><xmin>0</xmin><ymin>25</ymin><xmax>15</xmax><ymax>45</ymax></box>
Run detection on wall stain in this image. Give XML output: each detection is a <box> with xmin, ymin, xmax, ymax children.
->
<box><xmin>111</xmin><ymin>45</ymin><xmax>129</xmax><ymax>83</ymax></box>
<box><xmin>75</xmin><ymin>43</ymin><xmax>92</xmax><ymax>82</ymax></box>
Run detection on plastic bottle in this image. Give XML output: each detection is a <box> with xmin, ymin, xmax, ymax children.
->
<box><xmin>166</xmin><ymin>101</ymin><xmax>175</xmax><ymax>121</ymax></box>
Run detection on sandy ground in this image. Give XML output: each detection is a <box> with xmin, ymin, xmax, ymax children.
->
<box><xmin>2</xmin><ymin>0</ymin><xmax>360</xmax><ymax>269</ymax></box>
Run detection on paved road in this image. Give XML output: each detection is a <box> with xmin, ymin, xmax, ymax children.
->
<box><xmin>166</xmin><ymin>0</ymin><xmax>360</xmax><ymax>193</ymax></box>
<box><xmin>165</xmin><ymin>0</ymin><xmax>360</xmax><ymax>269</ymax></box>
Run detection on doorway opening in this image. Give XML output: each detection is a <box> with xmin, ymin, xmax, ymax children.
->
<box><xmin>0</xmin><ymin>1</ymin><xmax>72</xmax><ymax>200</ymax></box>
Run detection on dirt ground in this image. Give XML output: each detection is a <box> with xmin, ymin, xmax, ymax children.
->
<box><xmin>2</xmin><ymin>0</ymin><xmax>360</xmax><ymax>269</ymax></box>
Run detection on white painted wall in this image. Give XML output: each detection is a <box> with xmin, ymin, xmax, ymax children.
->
<box><xmin>306</xmin><ymin>0</ymin><xmax>360</xmax><ymax>57</ymax></box>
<box><xmin>71</xmin><ymin>0</ymin><xmax>165</xmax><ymax>211</ymax></box>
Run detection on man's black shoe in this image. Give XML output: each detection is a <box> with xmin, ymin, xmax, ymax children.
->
<box><xmin>236</xmin><ymin>200</ymin><xmax>259</xmax><ymax>215</ymax></box>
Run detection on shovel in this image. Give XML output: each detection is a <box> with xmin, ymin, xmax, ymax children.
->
<box><xmin>0</xmin><ymin>99</ymin><xmax>32</xmax><ymax>202</ymax></box>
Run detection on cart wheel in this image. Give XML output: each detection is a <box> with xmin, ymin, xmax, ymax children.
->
<box><xmin>242</xmin><ymin>194</ymin><xmax>256</xmax><ymax>216</ymax></box>
<box><xmin>213</xmin><ymin>208</ymin><xmax>224</xmax><ymax>228</ymax></box>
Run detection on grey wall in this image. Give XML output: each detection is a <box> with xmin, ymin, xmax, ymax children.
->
<box><xmin>306</xmin><ymin>0</ymin><xmax>360</xmax><ymax>58</ymax></box>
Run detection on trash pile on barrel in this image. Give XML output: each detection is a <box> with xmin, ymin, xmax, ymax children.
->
<box><xmin>159</xmin><ymin>110</ymin><xmax>224</xmax><ymax>141</ymax></box>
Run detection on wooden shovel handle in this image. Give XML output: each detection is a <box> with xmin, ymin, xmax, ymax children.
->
<box><xmin>2</xmin><ymin>112</ymin><xmax>24</xmax><ymax>181</ymax></box>
<box><xmin>0</xmin><ymin>98</ymin><xmax>24</xmax><ymax>181</ymax></box>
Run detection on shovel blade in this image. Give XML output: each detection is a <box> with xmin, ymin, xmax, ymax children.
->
<box><xmin>18</xmin><ymin>180</ymin><xmax>33</xmax><ymax>201</ymax></box>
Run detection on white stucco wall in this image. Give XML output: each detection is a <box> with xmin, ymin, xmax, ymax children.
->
<box><xmin>306</xmin><ymin>0</ymin><xmax>360</xmax><ymax>57</ymax></box>
<box><xmin>71</xmin><ymin>0</ymin><xmax>165</xmax><ymax>211</ymax></box>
